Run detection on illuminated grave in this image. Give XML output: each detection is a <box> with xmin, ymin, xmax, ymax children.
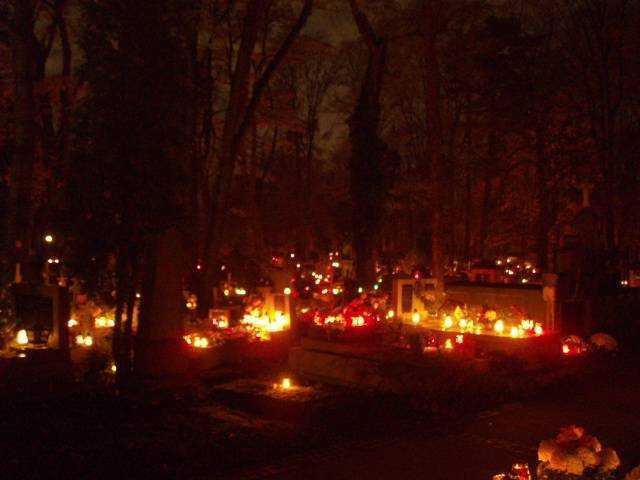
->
<box><xmin>391</xmin><ymin>276</ymin><xmax>560</xmax><ymax>357</ymax></box>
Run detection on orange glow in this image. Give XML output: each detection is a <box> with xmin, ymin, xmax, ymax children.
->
<box><xmin>562</xmin><ymin>344</ymin><xmax>570</xmax><ymax>354</ymax></box>
<box><xmin>444</xmin><ymin>338</ymin><xmax>453</xmax><ymax>350</ymax></box>
<box><xmin>281</xmin><ymin>377</ymin><xmax>292</xmax><ymax>389</ymax></box>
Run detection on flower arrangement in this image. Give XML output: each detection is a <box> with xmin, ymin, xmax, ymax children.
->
<box><xmin>537</xmin><ymin>426</ymin><xmax>620</xmax><ymax>479</ymax></box>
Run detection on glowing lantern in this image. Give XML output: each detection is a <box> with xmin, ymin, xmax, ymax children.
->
<box><xmin>562</xmin><ymin>344</ymin><xmax>570</xmax><ymax>354</ymax></box>
<box><xmin>386</xmin><ymin>310</ymin><xmax>395</xmax><ymax>319</ymax></box>
<box><xmin>357</xmin><ymin>287</ymin><xmax>364</xmax><ymax>293</ymax></box>
<box><xmin>235</xmin><ymin>288</ymin><xmax>247</xmax><ymax>296</ymax></box>
<box><xmin>455</xmin><ymin>334</ymin><xmax>464</xmax><ymax>344</ymax></box>
<box><xmin>290</xmin><ymin>253</ymin><xmax>295</xmax><ymax>259</ymax></box>
<box><xmin>67</xmin><ymin>319</ymin><xmax>78</xmax><ymax>328</ymax></box>
<box><xmin>521</xmin><ymin>319</ymin><xmax>534</xmax><ymax>331</ymax></box>
<box><xmin>510</xmin><ymin>326</ymin><xmax>520</xmax><ymax>338</ymax></box>
<box><xmin>534</xmin><ymin>324</ymin><xmax>543</xmax><ymax>335</ymax></box>
<box><xmin>412</xmin><ymin>311</ymin><xmax>421</xmax><ymax>324</ymax></box>
<box><xmin>84</xmin><ymin>335</ymin><xmax>93</xmax><ymax>346</ymax></box>
<box><xmin>217</xmin><ymin>318</ymin><xmax>229</xmax><ymax>329</ymax></box>
<box><xmin>351</xmin><ymin>316</ymin><xmax>365</xmax><ymax>327</ymax></box>
<box><xmin>494</xmin><ymin>320</ymin><xmax>505</xmax><ymax>334</ymax></box>
<box><xmin>44</xmin><ymin>234</ymin><xmax>54</xmax><ymax>243</ymax></box>
<box><xmin>75</xmin><ymin>334</ymin><xmax>85</xmax><ymax>345</ymax></box>
<box><xmin>135</xmin><ymin>292</ymin><xmax>141</xmax><ymax>299</ymax></box>
<box><xmin>443</xmin><ymin>315</ymin><xmax>453</xmax><ymax>329</ymax></box>
<box><xmin>281</xmin><ymin>378</ymin><xmax>292</xmax><ymax>390</ymax></box>
<box><xmin>95</xmin><ymin>316</ymin><xmax>115</xmax><ymax>328</ymax></box>
<box><xmin>111</xmin><ymin>364</ymin><xmax>117</xmax><ymax>373</ymax></box>
<box><xmin>444</xmin><ymin>338</ymin><xmax>453</xmax><ymax>350</ymax></box>
<box><xmin>284</xmin><ymin>287</ymin><xmax>292</xmax><ymax>295</ymax></box>
<box><xmin>331</xmin><ymin>262</ymin><xmax>340</xmax><ymax>268</ymax></box>
<box><xmin>509</xmin><ymin>463</ymin><xmax>531</xmax><ymax>480</ymax></box>
<box><xmin>16</xmin><ymin>329</ymin><xmax>29</xmax><ymax>345</ymax></box>
<box><xmin>459</xmin><ymin>318</ymin><xmax>468</xmax><ymax>329</ymax></box>
<box><xmin>332</xmin><ymin>288</ymin><xmax>340</xmax><ymax>295</ymax></box>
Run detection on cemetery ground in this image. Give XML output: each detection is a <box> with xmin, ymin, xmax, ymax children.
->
<box><xmin>1</xmin><ymin>351</ymin><xmax>639</xmax><ymax>479</ymax></box>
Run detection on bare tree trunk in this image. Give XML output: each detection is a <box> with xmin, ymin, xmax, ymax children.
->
<box><xmin>463</xmin><ymin>172</ymin><xmax>472</xmax><ymax>265</ymax></box>
<box><xmin>119</xmin><ymin>251</ymin><xmax>137</xmax><ymax>383</ymax></box>
<box><xmin>135</xmin><ymin>229</ymin><xmax>188</xmax><ymax>378</ymax></box>
<box><xmin>8</xmin><ymin>0</ymin><xmax>38</xmax><ymax>273</ymax></box>
<box><xmin>478</xmin><ymin>173</ymin><xmax>492</xmax><ymax>260</ymax></box>
<box><xmin>423</xmin><ymin>0</ymin><xmax>445</xmax><ymax>296</ymax></box>
<box><xmin>346</xmin><ymin>0</ymin><xmax>389</xmax><ymax>287</ymax></box>
<box><xmin>201</xmin><ymin>0</ymin><xmax>314</xmax><ymax>308</ymax></box>
<box><xmin>113</xmin><ymin>248</ymin><xmax>127</xmax><ymax>385</ymax></box>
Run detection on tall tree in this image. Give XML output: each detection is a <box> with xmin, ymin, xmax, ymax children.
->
<box><xmin>346</xmin><ymin>0</ymin><xmax>390</xmax><ymax>286</ymax></box>
<box><xmin>200</xmin><ymin>0</ymin><xmax>314</xmax><ymax>312</ymax></box>
<box><xmin>5</xmin><ymin>1</ymin><xmax>38</xmax><ymax>274</ymax></box>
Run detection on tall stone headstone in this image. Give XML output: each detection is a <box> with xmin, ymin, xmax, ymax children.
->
<box><xmin>13</xmin><ymin>284</ymin><xmax>70</xmax><ymax>354</ymax></box>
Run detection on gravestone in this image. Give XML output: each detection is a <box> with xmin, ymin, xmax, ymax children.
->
<box><xmin>13</xmin><ymin>284</ymin><xmax>70</xmax><ymax>353</ymax></box>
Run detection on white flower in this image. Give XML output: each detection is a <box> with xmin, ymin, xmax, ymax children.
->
<box><xmin>600</xmin><ymin>448</ymin><xmax>621</xmax><ymax>472</ymax></box>
<box><xmin>625</xmin><ymin>465</ymin><xmax>640</xmax><ymax>480</ymax></box>
<box><xmin>590</xmin><ymin>333</ymin><xmax>618</xmax><ymax>351</ymax></box>
<box><xmin>576</xmin><ymin>446</ymin><xmax>599</xmax><ymax>468</ymax></box>
<box><xmin>538</xmin><ymin>439</ymin><xmax>558</xmax><ymax>462</ymax></box>
<box><xmin>556</xmin><ymin>425</ymin><xmax>585</xmax><ymax>445</ymax></box>
<box><xmin>580</xmin><ymin>434</ymin><xmax>602</xmax><ymax>453</ymax></box>
<box><xmin>566</xmin><ymin>454</ymin><xmax>585</xmax><ymax>476</ymax></box>
<box><xmin>549</xmin><ymin>450</ymin><xmax>570</xmax><ymax>472</ymax></box>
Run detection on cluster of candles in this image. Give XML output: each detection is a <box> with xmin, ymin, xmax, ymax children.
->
<box><xmin>241</xmin><ymin>309</ymin><xmax>290</xmax><ymax>338</ymax></box>
<box><xmin>75</xmin><ymin>334</ymin><xmax>93</xmax><ymax>347</ymax></box>
<box><xmin>410</xmin><ymin>306</ymin><xmax>544</xmax><ymax>338</ymax></box>
<box><xmin>183</xmin><ymin>333</ymin><xmax>210</xmax><ymax>348</ymax></box>
<box><xmin>94</xmin><ymin>316</ymin><xmax>115</xmax><ymax>328</ymax></box>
